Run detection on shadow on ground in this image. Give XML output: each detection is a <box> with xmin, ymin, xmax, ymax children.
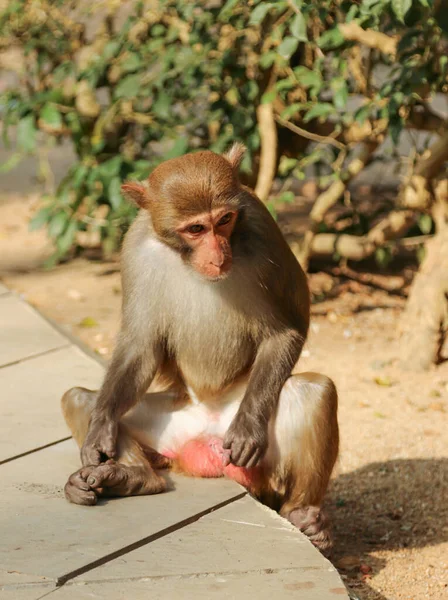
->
<box><xmin>327</xmin><ymin>458</ymin><xmax>447</xmax><ymax>599</ymax></box>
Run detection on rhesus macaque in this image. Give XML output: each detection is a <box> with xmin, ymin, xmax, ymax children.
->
<box><xmin>62</xmin><ymin>144</ymin><xmax>339</xmax><ymax>553</ymax></box>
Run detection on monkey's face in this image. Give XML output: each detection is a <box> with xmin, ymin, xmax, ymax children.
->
<box><xmin>176</xmin><ymin>208</ymin><xmax>237</xmax><ymax>281</ymax></box>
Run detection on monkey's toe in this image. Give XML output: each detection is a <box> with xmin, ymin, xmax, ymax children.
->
<box><xmin>64</xmin><ymin>467</ymin><xmax>98</xmax><ymax>506</ymax></box>
<box><xmin>286</xmin><ymin>506</ymin><xmax>333</xmax><ymax>556</ymax></box>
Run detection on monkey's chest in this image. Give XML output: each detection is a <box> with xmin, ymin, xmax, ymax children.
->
<box><xmin>167</xmin><ymin>313</ymin><xmax>254</xmax><ymax>391</ymax></box>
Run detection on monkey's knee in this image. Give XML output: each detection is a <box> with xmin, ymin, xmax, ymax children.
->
<box><xmin>61</xmin><ymin>387</ymin><xmax>98</xmax><ymax>447</ymax></box>
<box><xmin>265</xmin><ymin>372</ymin><xmax>339</xmax><ymax>507</ymax></box>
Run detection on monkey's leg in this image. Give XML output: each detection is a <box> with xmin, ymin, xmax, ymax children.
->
<box><xmin>61</xmin><ymin>387</ymin><xmax>167</xmax><ymax>506</ymax></box>
<box><xmin>260</xmin><ymin>373</ymin><xmax>339</xmax><ymax>555</ymax></box>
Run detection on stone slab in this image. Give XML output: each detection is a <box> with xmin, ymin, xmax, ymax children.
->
<box><xmin>0</xmin><ymin>295</ymin><xmax>68</xmax><ymax>367</ymax></box>
<box><xmin>0</xmin><ymin>440</ymin><xmax>245</xmax><ymax>586</ymax></box>
<box><xmin>80</xmin><ymin>496</ymin><xmax>330</xmax><ymax>581</ymax></box>
<box><xmin>51</xmin><ymin>572</ymin><xmax>348</xmax><ymax>600</ymax></box>
<box><xmin>0</xmin><ymin>346</ymin><xmax>104</xmax><ymax>463</ymax></box>
<box><xmin>74</xmin><ymin>496</ymin><xmax>347</xmax><ymax>599</ymax></box>
<box><xmin>0</xmin><ymin>282</ymin><xmax>9</xmax><ymax>296</ymax></box>
<box><xmin>0</xmin><ymin>587</ymin><xmax>54</xmax><ymax>600</ymax></box>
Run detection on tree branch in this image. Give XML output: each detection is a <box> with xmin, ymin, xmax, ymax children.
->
<box><xmin>339</xmin><ymin>22</ymin><xmax>397</xmax><ymax>57</ymax></box>
<box><xmin>255</xmin><ymin>102</ymin><xmax>278</xmax><ymax>202</ymax></box>
<box><xmin>275</xmin><ymin>115</ymin><xmax>346</xmax><ymax>151</ymax></box>
<box><xmin>400</xmin><ymin>129</ymin><xmax>448</xmax><ymax>209</ymax></box>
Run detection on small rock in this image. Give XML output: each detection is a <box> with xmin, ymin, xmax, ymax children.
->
<box><xmin>67</xmin><ymin>289</ymin><xmax>83</xmax><ymax>301</ymax></box>
<box><xmin>328</xmin><ymin>311</ymin><xmax>338</xmax><ymax>324</ymax></box>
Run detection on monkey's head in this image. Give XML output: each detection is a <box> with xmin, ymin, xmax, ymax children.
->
<box><xmin>121</xmin><ymin>143</ymin><xmax>246</xmax><ymax>281</ymax></box>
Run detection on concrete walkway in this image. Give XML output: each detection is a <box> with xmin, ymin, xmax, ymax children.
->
<box><xmin>0</xmin><ymin>284</ymin><xmax>348</xmax><ymax>600</ymax></box>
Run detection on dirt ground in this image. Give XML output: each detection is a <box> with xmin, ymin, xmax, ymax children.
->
<box><xmin>0</xmin><ymin>192</ymin><xmax>447</xmax><ymax>600</ymax></box>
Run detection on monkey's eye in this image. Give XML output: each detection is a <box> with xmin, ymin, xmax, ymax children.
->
<box><xmin>186</xmin><ymin>224</ymin><xmax>205</xmax><ymax>234</ymax></box>
<box><xmin>217</xmin><ymin>212</ymin><xmax>233</xmax><ymax>226</ymax></box>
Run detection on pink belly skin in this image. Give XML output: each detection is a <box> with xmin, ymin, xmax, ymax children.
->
<box><xmin>169</xmin><ymin>437</ymin><xmax>260</xmax><ymax>489</ymax></box>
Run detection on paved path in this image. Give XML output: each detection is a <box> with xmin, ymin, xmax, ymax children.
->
<box><xmin>0</xmin><ymin>284</ymin><xmax>348</xmax><ymax>599</ymax></box>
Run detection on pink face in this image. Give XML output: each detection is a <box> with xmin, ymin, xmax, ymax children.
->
<box><xmin>176</xmin><ymin>208</ymin><xmax>238</xmax><ymax>280</ymax></box>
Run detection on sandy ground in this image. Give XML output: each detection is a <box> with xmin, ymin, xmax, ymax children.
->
<box><xmin>0</xmin><ymin>193</ymin><xmax>447</xmax><ymax>600</ymax></box>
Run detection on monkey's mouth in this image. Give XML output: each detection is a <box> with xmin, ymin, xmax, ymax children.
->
<box><xmin>206</xmin><ymin>270</ymin><xmax>231</xmax><ymax>283</ymax></box>
<box><xmin>201</xmin><ymin>259</ymin><xmax>232</xmax><ymax>282</ymax></box>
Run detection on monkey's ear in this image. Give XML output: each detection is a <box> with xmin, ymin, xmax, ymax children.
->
<box><xmin>223</xmin><ymin>142</ymin><xmax>246</xmax><ymax>172</ymax></box>
<box><xmin>121</xmin><ymin>182</ymin><xmax>151</xmax><ymax>209</ymax></box>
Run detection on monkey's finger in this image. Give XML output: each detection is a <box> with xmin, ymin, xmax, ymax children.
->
<box><xmin>65</xmin><ymin>470</ymin><xmax>98</xmax><ymax>506</ymax></box>
<box><xmin>244</xmin><ymin>450</ymin><xmax>262</xmax><ymax>469</ymax></box>
<box><xmin>65</xmin><ymin>482</ymin><xmax>98</xmax><ymax>506</ymax></box>
<box><xmin>235</xmin><ymin>442</ymin><xmax>258</xmax><ymax>467</ymax></box>
<box><xmin>87</xmin><ymin>464</ymin><xmax>126</xmax><ymax>490</ymax></box>
<box><xmin>228</xmin><ymin>441</ymin><xmax>244</xmax><ymax>465</ymax></box>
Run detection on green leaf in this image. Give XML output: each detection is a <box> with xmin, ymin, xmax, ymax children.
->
<box><xmin>281</xmin><ymin>103</ymin><xmax>307</xmax><ymax>119</ymax></box>
<box><xmin>317</xmin><ymin>27</ymin><xmax>345</xmax><ymax>50</ymax></box>
<box><xmin>375</xmin><ymin>246</ymin><xmax>392</xmax><ymax>267</ymax></box>
<box><xmin>48</xmin><ymin>212</ymin><xmax>69</xmax><ymax>238</ymax></box>
<box><xmin>29</xmin><ymin>206</ymin><xmax>52</xmax><ymax>231</ymax></box>
<box><xmin>120</xmin><ymin>52</ymin><xmax>142</xmax><ymax>73</ymax></box>
<box><xmin>258</xmin><ymin>51</ymin><xmax>277</xmax><ymax>69</ymax></box>
<box><xmin>303</xmin><ymin>103</ymin><xmax>334</xmax><ymax>122</ymax></box>
<box><xmin>418</xmin><ymin>214</ymin><xmax>433</xmax><ymax>234</ymax></box>
<box><xmin>354</xmin><ymin>105</ymin><xmax>371</xmax><ymax>124</ymax></box>
<box><xmin>290</xmin><ymin>12</ymin><xmax>307</xmax><ymax>41</ymax></box>
<box><xmin>78</xmin><ymin>316</ymin><xmax>98</xmax><ymax>328</ymax></box>
<box><xmin>152</xmin><ymin>91</ymin><xmax>171</xmax><ymax>120</ymax></box>
<box><xmin>261</xmin><ymin>89</ymin><xmax>277</xmax><ymax>104</ymax></box>
<box><xmin>98</xmin><ymin>156</ymin><xmax>123</xmax><ymax>179</ymax></box>
<box><xmin>249</xmin><ymin>3</ymin><xmax>274</xmax><ymax>25</ymax></box>
<box><xmin>102</xmin><ymin>40</ymin><xmax>121</xmax><ymax>62</ymax></box>
<box><xmin>17</xmin><ymin>115</ymin><xmax>36</xmax><ymax>153</ymax></box>
<box><xmin>279</xmin><ymin>191</ymin><xmax>295</xmax><ymax>203</ymax></box>
<box><xmin>277</xmin><ymin>36</ymin><xmax>299</xmax><ymax>60</ymax></box>
<box><xmin>40</xmin><ymin>103</ymin><xmax>63</xmax><ymax>129</ymax></box>
<box><xmin>389</xmin><ymin>115</ymin><xmax>403</xmax><ymax>145</ymax></box>
<box><xmin>114</xmin><ymin>74</ymin><xmax>141</xmax><ymax>99</ymax></box>
<box><xmin>331</xmin><ymin>78</ymin><xmax>348</xmax><ymax>110</ymax></box>
<box><xmin>374</xmin><ymin>376</ymin><xmax>393</xmax><ymax>387</ymax></box>
<box><xmin>108</xmin><ymin>177</ymin><xmax>123</xmax><ymax>210</ymax></box>
<box><xmin>73</xmin><ymin>164</ymin><xmax>88</xmax><ymax>189</ymax></box>
<box><xmin>391</xmin><ymin>0</ymin><xmax>412</xmax><ymax>22</ymax></box>
<box><xmin>267</xmin><ymin>202</ymin><xmax>278</xmax><ymax>219</ymax></box>
<box><xmin>57</xmin><ymin>220</ymin><xmax>78</xmax><ymax>256</ymax></box>
<box><xmin>164</xmin><ymin>137</ymin><xmax>189</xmax><ymax>160</ymax></box>
<box><xmin>0</xmin><ymin>152</ymin><xmax>23</xmax><ymax>173</ymax></box>
<box><xmin>294</xmin><ymin>66</ymin><xmax>322</xmax><ymax>89</ymax></box>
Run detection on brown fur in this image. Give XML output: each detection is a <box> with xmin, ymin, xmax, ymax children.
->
<box><xmin>62</xmin><ymin>144</ymin><xmax>338</xmax><ymax>552</ymax></box>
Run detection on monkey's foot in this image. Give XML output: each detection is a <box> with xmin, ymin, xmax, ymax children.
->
<box><xmin>284</xmin><ymin>506</ymin><xmax>333</xmax><ymax>556</ymax></box>
<box><xmin>64</xmin><ymin>461</ymin><xmax>166</xmax><ymax>505</ymax></box>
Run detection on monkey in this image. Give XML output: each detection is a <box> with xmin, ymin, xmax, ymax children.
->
<box><xmin>61</xmin><ymin>143</ymin><xmax>339</xmax><ymax>554</ymax></box>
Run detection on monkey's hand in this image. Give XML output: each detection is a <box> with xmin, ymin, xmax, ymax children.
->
<box><xmin>80</xmin><ymin>416</ymin><xmax>118</xmax><ymax>466</ymax></box>
<box><xmin>223</xmin><ymin>414</ymin><xmax>268</xmax><ymax>468</ymax></box>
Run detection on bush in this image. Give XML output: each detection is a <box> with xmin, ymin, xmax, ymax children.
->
<box><xmin>1</xmin><ymin>0</ymin><xmax>446</xmax><ymax>262</ymax></box>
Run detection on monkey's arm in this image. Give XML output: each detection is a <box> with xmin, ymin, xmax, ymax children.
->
<box><xmin>223</xmin><ymin>327</ymin><xmax>304</xmax><ymax>467</ymax></box>
<box><xmin>81</xmin><ymin>335</ymin><xmax>162</xmax><ymax>466</ymax></box>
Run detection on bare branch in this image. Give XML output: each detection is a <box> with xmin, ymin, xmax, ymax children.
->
<box><xmin>275</xmin><ymin>115</ymin><xmax>346</xmax><ymax>151</ymax></box>
<box><xmin>400</xmin><ymin>130</ymin><xmax>448</xmax><ymax>209</ymax></box>
<box><xmin>339</xmin><ymin>22</ymin><xmax>397</xmax><ymax>57</ymax></box>
<box><xmin>255</xmin><ymin>102</ymin><xmax>278</xmax><ymax>202</ymax></box>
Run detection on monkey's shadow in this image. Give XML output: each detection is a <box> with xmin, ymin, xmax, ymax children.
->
<box><xmin>326</xmin><ymin>458</ymin><xmax>448</xmax><ymax>600</ymax></box>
